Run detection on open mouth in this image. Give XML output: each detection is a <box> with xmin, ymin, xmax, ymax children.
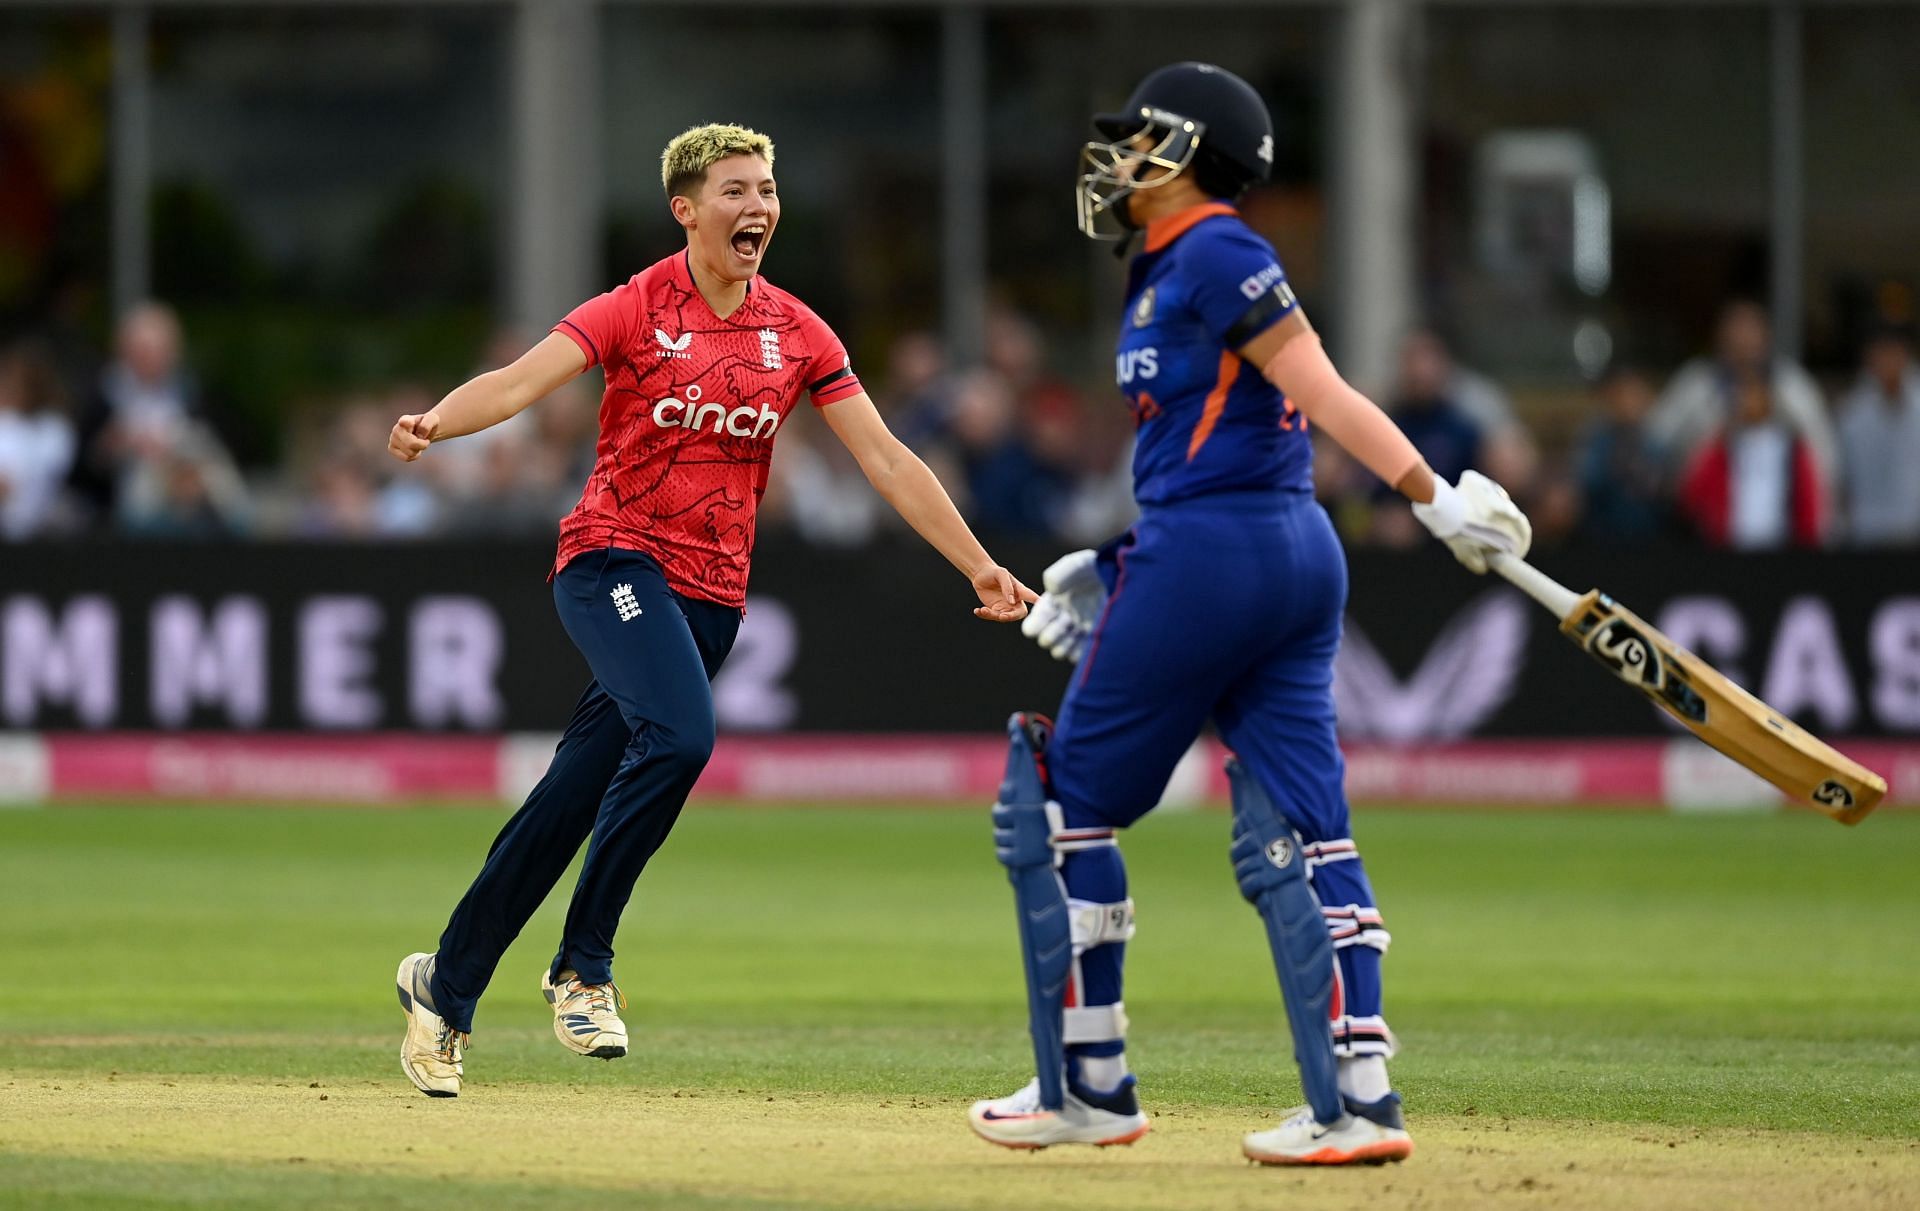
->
<box><xmin>731</xmin><ymin>225</ymin><xmax>767</xmax><ymax>260</ymax></box>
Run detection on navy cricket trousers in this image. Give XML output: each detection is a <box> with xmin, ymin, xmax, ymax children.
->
<box><xmin>1043</xmin><ymin>491</ymin><xmax>1396</xmax><ymax>1059</ymax></box>
<box><xmin>1048</xmin><ymin>488</ymin><xmax>1352</xmax><ymax>842</ymax></box>
<box><xmin>430</xmin><ymin>547</ymin><xmax>739</xmax><ymax>1033</ymax></box>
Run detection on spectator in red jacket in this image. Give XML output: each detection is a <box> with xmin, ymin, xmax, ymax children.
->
<box><xmin>1675</xmin><ymin>370</ymin><xmax>1826</xmax><ymax>548</ymax></box>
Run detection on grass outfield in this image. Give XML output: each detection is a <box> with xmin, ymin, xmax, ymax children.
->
<box><xmin>1</xmin><ymin>803</ymin><xmax>1917</xmax><ymax>1209</ymax></box>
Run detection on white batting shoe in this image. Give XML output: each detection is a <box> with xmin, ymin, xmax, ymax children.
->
<box><xmin>395</xmin><ymin>952</ymin><xmax>465</xmax><ymax>1098</ymax></box>
<box><xmin>1242</xmin><ymin>1094</ymin><xmax>1413</xmax><ymax>1166</ymax></box>
<box><xmin>540</xmin><ymin>969</ymin><xmax>629</xmax><ymax>1059</ymax></box>
<box><xmin>968</xmin><ymin>1069</ymin><xmax>1150</xmax><ymax>1150</ymax></box>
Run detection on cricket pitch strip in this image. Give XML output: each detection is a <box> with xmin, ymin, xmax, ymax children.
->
<box><xmin>4</xmin><ymin>1070</ymin><xmax>1916</xmax><ymax>1210</ymax></box>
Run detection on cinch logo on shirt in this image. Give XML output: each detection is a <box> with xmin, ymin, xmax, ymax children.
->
<box><xmin>650</xmin><ymin>384</ymin><xmax>782</xmax><ymax>439</ymax></box>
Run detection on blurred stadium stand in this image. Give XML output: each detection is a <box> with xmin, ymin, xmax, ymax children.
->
<box><xmin>3</xmin><ymin>1</ymin><xmax>1917</xmax><ymax>807</ymax></box>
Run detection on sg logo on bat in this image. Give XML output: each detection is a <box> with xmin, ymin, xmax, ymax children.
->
<box><xmin>1585</xmin><ymin>616</ymin><xmax>1664</xmax><ymax>691</ymax></box>
<box><xmin>1811</xmin><ymin>780</ymin><xmax>1856</xmax><ymax>810</ymax></box>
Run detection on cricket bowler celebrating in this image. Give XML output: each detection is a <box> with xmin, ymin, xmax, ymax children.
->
<box><xmin>967</xmin><ymin>64</ymin><xmax>1531</xmax><ymax>1164</ymax></box>
<box><xmin>387</xmin><ymin>124</ymin><xmax>1034</xmax><ymax>1097</ymax></box>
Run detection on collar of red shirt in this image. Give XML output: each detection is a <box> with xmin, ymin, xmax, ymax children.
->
<box><xmin>676</xmin><ymin>250</ymin><xmax>758</xmax><ymax>321</ymax></box>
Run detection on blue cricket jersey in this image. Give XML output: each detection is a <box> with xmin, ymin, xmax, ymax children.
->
<box><xmin>1114</xmin><ymin>202</ymin><xmax>1309</xmax><ymax>506</ymax></box>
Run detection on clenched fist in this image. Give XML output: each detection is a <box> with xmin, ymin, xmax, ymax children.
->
<box><xmin>388</xmin><ymin>412</ymin><xmax>442</xmax><ymax>462</ymax></box>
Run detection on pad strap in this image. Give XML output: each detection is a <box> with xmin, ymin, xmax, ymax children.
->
<box><xmin>1064</xmin><ymin>1001</ymin><xmax>1130</xmax><ymax>1044</ymax></box>
<box><xmin>1068</xmin><ymin>897</ymin><xmax>1136</xmax><ymax>951</ymax></box>
<box><xmin>1332</xmin><ymin>1013</ymin><xmax>1398</xmax><ymax>1058</ymax></box>
<box><xmin>1302</xmin><ymin>838</ymin><xmax>1359</xmax><ymax>868</ymax></box>
<box><xmin>1322</xmin><ymin>903</ymin><xmax>1391</xmax><ymax>952</ymax></box>
<box><xmin>1052</xmin><ymin>824</ymin><xmax>1116</xmax><ymax>862</ymax></box>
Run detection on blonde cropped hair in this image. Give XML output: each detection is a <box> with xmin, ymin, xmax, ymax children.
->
<box><xmin>660</xmin><ymin>123</ymin><xmax>775</xmax><ymax>199</ymax></box>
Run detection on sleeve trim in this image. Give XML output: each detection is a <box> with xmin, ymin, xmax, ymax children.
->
<box><xmin>811</xmin><ymin>374</ymin><xmax>864</xmax><ymax>406</ymax></box>
<box><xmin>1223</xmin><ymin>281</ymin><xmax>1299</xmax><ymax>350</ymax></box>
<box><xmin>555</xmin><ymin>319</ymin><xmax>601</xmax><ymax>368</ymax></box>
<box><xmin>808</xmin><ymin>365</ymin><xmax>855</xmax><ymax>394</ymax></box>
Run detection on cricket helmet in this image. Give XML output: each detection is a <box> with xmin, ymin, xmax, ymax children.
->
<box><xmin>1077</xmin><ymin>62</ymin><xmax>1275</xmax><ymax>242</ymax></box>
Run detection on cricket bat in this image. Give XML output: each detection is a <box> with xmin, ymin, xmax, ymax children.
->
<box><xmin>1488</xmin><ymin>554</ymin><xmax>1887</xmax><ymax>825</ymax></box>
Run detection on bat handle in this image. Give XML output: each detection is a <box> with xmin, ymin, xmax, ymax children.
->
<box><xmin>1488</xmin><ymin>553</ymin><xmax>1582</xmax><ymax>621</ymax></box>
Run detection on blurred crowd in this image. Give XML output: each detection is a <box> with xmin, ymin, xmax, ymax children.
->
<box><xmin>1319</xmin><ymin>300</ymin><xmax>1920</xmax><ymax>554</ymax></box>
<box><xmin>4</xmin><ymin>296</ymin><xmax>1919</xmax><ymax>551</ymax></box>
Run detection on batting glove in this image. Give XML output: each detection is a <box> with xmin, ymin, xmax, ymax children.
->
<box><xmin>1020</xmin><ymin>548</ymin><xmax>1105</xmax><ymax>663</ymax></box>
<box><xmin>1412</xmin><ymin>470</ymin><xmax>1533</xmax><ymax>574</ymax></box>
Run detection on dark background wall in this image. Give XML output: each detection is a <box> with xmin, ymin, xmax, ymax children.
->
<box><xmin>3</xmin><ymin>539</ymin><xmax>1914</xmax><ymax>737</ymax></box>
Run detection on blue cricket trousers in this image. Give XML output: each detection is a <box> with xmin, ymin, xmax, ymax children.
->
<box><xmin>430</xmin><ymin>547</ymin><xmax>739</xmax><ymax>1033</ymax></box>
<box><xmin>1049</xmin><ymin>488</ymin><xmax>1352</xmax><ymax>841</ymax></box>
<box><xmin>1046</xmin><ymin>490</ymin><xmax>1394</xmax><ymax>1058</ymax></box>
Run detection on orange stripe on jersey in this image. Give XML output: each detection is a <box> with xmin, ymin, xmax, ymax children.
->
<box><xmin>1187</xmin><ymin>351</ymin><xmax>1241</xmax><ymax>461</ymax></box>
<box><xmin>1144</xmin><ymin>201</ymin><xmax>1238</xmax><ymax>253</ymax></box>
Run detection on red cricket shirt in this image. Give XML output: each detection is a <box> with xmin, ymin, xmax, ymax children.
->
<box><xmin>550</xmin><ymin>251</ymin><xmax>863</xmax><ymax>606</ymax></box>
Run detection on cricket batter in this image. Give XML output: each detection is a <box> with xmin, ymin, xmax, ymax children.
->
<box><xmin>967</xmin><ymin>64</ymin><xmax>1532</xmax><ymax>1164</ymax></box>
<box><xmin>387</xmin><ymin>124</ymin><xmax>1034</xmax><ymax>1097</ymax></box>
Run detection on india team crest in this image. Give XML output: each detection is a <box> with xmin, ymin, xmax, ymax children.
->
<box><xmin>1132</xmin><ymin>287</ymin><xmax>1156</xmax><ymax>328</ymax></box>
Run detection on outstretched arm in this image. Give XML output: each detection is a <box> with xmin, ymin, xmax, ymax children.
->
<box><xmin>388</xmin><ymin>332</ymin><xmax>588</xmax><ymax>460</ymax></box>
<box><xmin>1240</xmin><ymin>309</ymin><xmax>1530</xmax><ymax>572</ymax></box>
<box><xmin>818</xmin><ymin>393</ymin><xmax>1037</xmax><ymax>622</ymax></box>
<box><xmin>1238</xmin><ymin>310</ymin><xmax>1434</xmax><ymax>500</ymax></box>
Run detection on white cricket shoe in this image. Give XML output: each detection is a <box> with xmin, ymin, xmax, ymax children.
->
<box><xmin>540</xmin><ymin>968</ymin><xmax>629</xmax><ymax>1059</ymax></box>
<box><xmin>395</xmin><ymin>952</ymin><xmax>466</xmax><ymax>1098</ymax></box>
<box><xmin>1242</xmin><ymin>1094</ymin><xmax>1413</xmax><ymax>1166</ymax></box>
<box><xmin>968</xmin><ymin>1070</ymin><xmax>1150</xmax><ymax>1150</ymax></box>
